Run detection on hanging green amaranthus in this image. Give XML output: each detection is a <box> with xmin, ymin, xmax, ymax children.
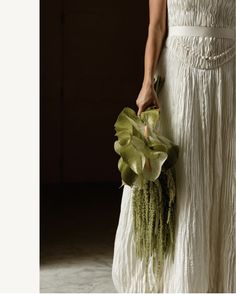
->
<box><xmin>114</xmin><ymin>76</ymin><xmax>179</xmax><ymax>279</ymax></box>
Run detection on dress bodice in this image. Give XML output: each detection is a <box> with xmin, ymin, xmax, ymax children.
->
<box><xmin>167</xmin><ymin>0</ymin><xmax>235</xmax><ymax>28</ymax></box>
<box><xmin>159</xmin><ymin>0</ymin><xmax>236</xmax><ymax>70</ymax></box>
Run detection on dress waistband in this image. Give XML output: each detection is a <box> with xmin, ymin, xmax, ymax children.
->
<box><xmin>168</xmin><ymin>26</ymin><xmax>235</xmax><ymax>40</ymax></box>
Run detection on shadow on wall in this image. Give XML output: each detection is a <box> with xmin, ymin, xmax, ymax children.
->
<box><xmin>41</xmin><ymin>0</ymin><xmax>148</xmax><ymax>185</ymax></box>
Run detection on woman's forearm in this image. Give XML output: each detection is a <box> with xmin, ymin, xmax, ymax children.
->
<box><xmin>142</xmin><ymin>25</ymin><xmax>166</xmax><ymax>87</ymax></box>
<box><xmin>142</xmin><ymin>0</ymin><xmax>167</xmax><ymax>88</ymax></box>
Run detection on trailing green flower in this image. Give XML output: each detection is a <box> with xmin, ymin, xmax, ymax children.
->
<box><xmin>132</xmin><ymin>168</ymin><xmax>177</xmax><ymax>279</ymax></box>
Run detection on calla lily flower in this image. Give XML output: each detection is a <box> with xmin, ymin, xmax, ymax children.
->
<box><xmin>114</xmin><ymin>106</ymin><xmax>179</xmax><ymax>187</ymax></box>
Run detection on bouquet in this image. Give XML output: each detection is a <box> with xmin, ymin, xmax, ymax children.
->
<box><xmin>113</xmin><ymin>76</ymin><xmax>179</xmax><ymax>278</ymax></box>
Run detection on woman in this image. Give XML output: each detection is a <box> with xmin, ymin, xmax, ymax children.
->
<box><xmin>112</xmin><ymin>0</ymin><xmax>235</xmax><ymax>293</ymax></box>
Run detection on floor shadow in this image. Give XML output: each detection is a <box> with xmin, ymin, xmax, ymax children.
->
<box><xmin>40</xmin><ymin>183</ymin><xmax>122</xmax><ymax>292</ymax></box>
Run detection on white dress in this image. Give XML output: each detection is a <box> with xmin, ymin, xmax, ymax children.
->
<box><xmin>112</xmin><ymin>0</ymin><xmax>236</xmax><ymax>293</ymax></box>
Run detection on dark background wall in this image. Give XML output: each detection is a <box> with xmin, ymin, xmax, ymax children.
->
<box><xmin>41</xmin><ymin>0</ymin><xmax>149</xmax><ymax>185</ymax></box>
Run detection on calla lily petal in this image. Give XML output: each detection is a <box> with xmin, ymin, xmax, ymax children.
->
<box><xmin>118</xmin><ymin>158</ymin><xmax>137</xmax><ymax>186</ymax></box>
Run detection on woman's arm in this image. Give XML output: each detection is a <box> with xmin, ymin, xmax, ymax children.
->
<box><xmin>136</xmin><ymin>0</ymin><xmax>167</xmax><ymax>116</ymax></box>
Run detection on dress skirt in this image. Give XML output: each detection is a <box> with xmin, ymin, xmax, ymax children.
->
<box><xmin>112</xmin><ymin>30</ymin><xmax>236</xmax><ymax>293</ymax></box>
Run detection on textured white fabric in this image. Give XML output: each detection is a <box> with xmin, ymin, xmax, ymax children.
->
<box><xmin>168</xmin><ymin>26</ymin><xmax>235</xmax><ymax>39</ymax></box>
<box><xmin>112</xmin><ymin>0</ymin><xmax>236</xmax><ymax>292</ymax></box>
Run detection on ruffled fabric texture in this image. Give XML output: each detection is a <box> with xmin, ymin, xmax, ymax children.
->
<box><xmin>164</xmin><ymin>0</ymin><xmax>236</xmax><ymax>71</ymax></box>
<box><xmin>112</xmin><ymin>0</ymin><xmax>236</xmax><ymax>292</ymax></box>
<box><xmin>167</xmin><ymin>0</ymin><xmax>235</xmax><ymax>28</ymax></box>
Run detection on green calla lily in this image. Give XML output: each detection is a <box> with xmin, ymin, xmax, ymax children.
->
<box><xmin>114</xmin><ymin>105</ymin><xmax>179</xmax><ymax>187</ymax></box>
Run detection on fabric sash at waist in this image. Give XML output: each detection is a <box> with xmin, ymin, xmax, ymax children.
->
<box><xmin>168</xmin><ymin>26</ymin><xmax>235</xmax><ymax>40</ymax></box>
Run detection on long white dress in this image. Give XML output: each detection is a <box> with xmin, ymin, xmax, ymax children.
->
<box><xmin>112</xmin><ymin>0</ymin><xmax>236</xmax><ymax>293</ymax></box>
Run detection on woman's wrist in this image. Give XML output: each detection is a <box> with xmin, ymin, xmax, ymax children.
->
<box><xmin>142</xmin><ymin>79</ymin><xmax>155</xmax><ymax>89</ymax></box>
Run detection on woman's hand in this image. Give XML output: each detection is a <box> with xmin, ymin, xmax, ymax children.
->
<box><xmin>136</xmin><ymin>84</ymin><xmax>161</xmax><ymax>116</ymax></box>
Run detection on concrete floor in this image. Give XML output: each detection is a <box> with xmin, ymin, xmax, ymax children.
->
<box><xmin>40</xmin><ymin>183</ymin><xmax>121</xmax><ymax>293</ymax></box>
